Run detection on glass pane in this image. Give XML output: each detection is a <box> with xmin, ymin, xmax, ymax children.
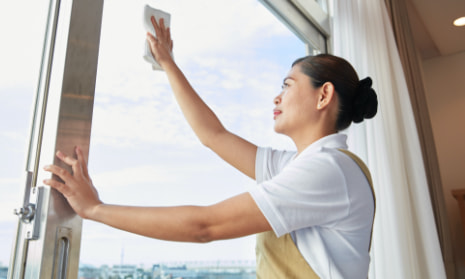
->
<box><xmin>0</xmin><ymin>0</ymin><xmax>308</xmax><ymax>277</ymax></box>
<box><xmin>0</xmin><ymin>0</ymin><xmax>49</xmax><ymax>271</ymax></box>
<box><xmin>82</xmin><ymin>0</ymin><xmax>305</xmax><ymax>274</ymax></box>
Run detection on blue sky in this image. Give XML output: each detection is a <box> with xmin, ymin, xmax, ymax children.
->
<box><xmin>0</xmin><ymin>0</ymin><xmax>304</xmax><ymax>267</ymax></box>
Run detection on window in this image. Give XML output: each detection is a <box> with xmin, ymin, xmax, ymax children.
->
<box><xmin>2</xmin><ymin>0</ymin><xmax>330</xmax><ymax>276</ymax></box>
<box><xmin>82</xmin><ymin>0</ymin><xmax>304</xmax><ymax>269</ymax></box>
<box><xmin>260</xmin><ymin>0</ymin><xmax>330</xmax><ymax>54</ymax></box>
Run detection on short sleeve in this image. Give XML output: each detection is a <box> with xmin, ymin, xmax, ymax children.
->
<box><xmin>250</xmin><ymin>152</ymin><xmax>350</xmax><ymax>237</ymax></box>
<box><xmin>255</xmin><ymin>147</ymin><xmax>296</xmax><ymax>184</ymax></box>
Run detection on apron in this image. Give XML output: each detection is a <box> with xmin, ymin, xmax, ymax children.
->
<box><xmin>255</xmin><ymin>149</ymin><xmax>376</xmax><ymax>278</ymax></box>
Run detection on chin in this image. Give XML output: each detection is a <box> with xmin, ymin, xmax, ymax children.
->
<box><xmin>273</xmin><ymin>125</ymin><xmax>286</xmax><ymax>135</ymax></box>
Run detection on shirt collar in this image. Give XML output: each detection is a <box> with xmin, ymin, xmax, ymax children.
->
<box><xmin>296</xmin><ymin>133</ymin><xmax>348</xmax><ymax>158</ymax></box>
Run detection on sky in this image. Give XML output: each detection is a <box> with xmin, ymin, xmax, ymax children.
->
<box><xmin>0</xmin><ymin>0</ymin><xmax>305</xmax><ymax>268</ymax></box>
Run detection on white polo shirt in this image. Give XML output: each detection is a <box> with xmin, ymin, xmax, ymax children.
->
<box><xmin>249</xmin><ymin>133</ymin><xmax>374</xmax><ymax>279</ymax></box>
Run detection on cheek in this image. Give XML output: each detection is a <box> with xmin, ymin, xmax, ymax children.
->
<box><xmin>295</xmin><ymin>97</ymin><xmax>318</xmax><ymax>123</ymax></box>
<box><xmin>299</xmin><ymin>90</ymin><xmax>319</xmax><ymax>111</ymax></box>
<box><xmin>281</xmin><ymin>89</ymin><xmax>298</xmax><ymax>106</ymax></box>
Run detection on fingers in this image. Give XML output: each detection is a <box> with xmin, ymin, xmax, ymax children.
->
<box><xmin>147</xmin><ymin>16</ymin><xmax>174</xmax><ymax>68</ymax></box>
<box><xmin>43</xmin><ymin>146</ymin><xmax>89</xmax><ymax>184</ymax></box>
<box><xmin>55</xmin><ymin>147</ymin><xmax>88</xmax><ymax>177</ymax></box>
<box><xmin>151</xmin><ymin>16</ymin><xmax>160</xmax><ymax>38</ymax></box>
<box><xmin>150</xmin><ymin>16</ymin><xmax>171</xmax><ymax>44</ymax></box>
<box><xmin>55</xmin><ymin>149</ymin><xmax>76</xmax><ymax>167</ymax></box>
<box><xmin>151</xmin><ymin>15</ymin><xmax>157</xmax><ymax>28</ymax></box>
<box><xmin>159</xmin><ymin>16</ymin><xmax>166</xmax><ymax>30</ymax></box>
<box><xmin>43</xmin><ymin>164</ymin><xmax>72</xmax><ymax>196</ymax></box>
<box><xmin>44</xmin><ymin>164</ymin><xmax>70</xmax><ymax>183</ymax></box>
<box><xmin>43</xmin><ymin>175</ymin><xmax>70</xmax><ymax>196</ymax></box>
<box><xmin>75</xmin><ymin>146</ymin><xmax>90</xmax><ymax>180</ymax></box>
<box><xmin>146</xmin><ymin>32</ymin><xmax>157</xmax><ymax>47</ymax></box>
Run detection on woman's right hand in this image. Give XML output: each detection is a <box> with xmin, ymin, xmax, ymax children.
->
<box><xmin>146</xmin><ymin>16</ymin><xmax>174</xmax><ymax>69</ymax></box>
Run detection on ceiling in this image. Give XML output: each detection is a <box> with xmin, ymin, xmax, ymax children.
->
<box><xmin>406</xmin><ymin>0</ymin><xmax>465</xmax><ymax>60</ymax></box>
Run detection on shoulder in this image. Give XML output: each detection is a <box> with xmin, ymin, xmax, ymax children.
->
<box><xmin>281</xmin><ymin>147</ymin><xmax>348</xmax><ymax>190</ymax></box>
<box><xmin>257</xmin><ymin>146</ymin><xmax>296</xmax><ymax>164</ymax></box>
<box><xmin>293</xmin><ymin>146</ymin><xmax>365</xmax><ymax>177</ymax></box>
<box><xmin>256</xmin><ymin>146</ymin><xmax>296</xmax><ymax>183</ymax></box>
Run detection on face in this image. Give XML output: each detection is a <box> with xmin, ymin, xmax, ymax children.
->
<box><xmin>273</xmin><ymin>64</ymin><xmax>320</xmax><ymax>137</ymax></box>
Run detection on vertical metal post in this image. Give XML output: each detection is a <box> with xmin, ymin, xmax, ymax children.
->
<box><xmin>8</xmin><ymin>0</ymin><xmax>103</xmax><ymax>278</ymax></box>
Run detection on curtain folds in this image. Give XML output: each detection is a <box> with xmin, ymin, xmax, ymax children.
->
<box><xmin>330</xmin><ymin>0</ymin><xmax>447</xmax><ymax>278</ymax></box>
<box><xmin>383</xmin><ymin>0</ymin><xmax>455</xmax><ymax>275</ymax></box>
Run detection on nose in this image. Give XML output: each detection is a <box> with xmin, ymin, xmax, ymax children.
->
<box><xmin>274</xmin><ymin>94</ymin><xmax>282</xmax><ymax>105</ymax></box>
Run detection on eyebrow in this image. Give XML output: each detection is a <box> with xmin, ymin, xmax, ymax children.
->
<box><xmin>283</xmin><ymin>77</ymin><xmax>295</xmax><ymax>83</ymax></box>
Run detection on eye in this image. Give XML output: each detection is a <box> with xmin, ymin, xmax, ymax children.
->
<box><xmin>281</xmin><ymin>82</ymin><xmax>290</xmax><ymax>90</ymax></box>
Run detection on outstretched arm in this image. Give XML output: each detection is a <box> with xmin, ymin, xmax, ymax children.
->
<box><xmin>147</xmin><ymin>17</ymin><xmax>257</xmax><ymax>179</ymax></box>
<box><xmin>43</xmin><ymin>147</ymin><xmax>271</xmax><ymax>242</ymax></box>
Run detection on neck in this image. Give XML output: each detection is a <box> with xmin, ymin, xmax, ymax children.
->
<box><xmin>292</xmin><ymin>126</ymin><xmax>337</xmax><ymax>154</ymax></box>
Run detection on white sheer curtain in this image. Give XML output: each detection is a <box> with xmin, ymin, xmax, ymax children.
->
<box><xmin>329</xmin><ymin>0</ymin><xmax>446</xmax><ymax>278</ymax></box>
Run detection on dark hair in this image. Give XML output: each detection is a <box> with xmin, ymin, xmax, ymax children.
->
<box><xmin>292</xmin><ymin>54</ymin><xmax>378</xmax><ymax>131</ymax></box>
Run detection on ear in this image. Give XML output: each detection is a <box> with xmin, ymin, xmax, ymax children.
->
<box><xmin>317</xmin><ymin>82</ymin><xmax>336</xmax><ymax>110</ymax></box>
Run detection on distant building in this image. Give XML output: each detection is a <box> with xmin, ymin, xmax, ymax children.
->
<box><xmin>111</xmin><ymin>264</ymin><xmax>137</xmax><ymax>278</ymax></box>
<box><xmin>0</xmin><ymin>266</ymin><xmax>8</xmax><ymax>279</ymax></box>
<box><xmin>79</xmin><ymin>264</ymin><xmax>101</xmax><ymax>279</ymax></box>
<box><xmin>151</xmin><ymin>263</ymin><xmax>255</xmax><ymax>279</ymax></box>
<box><xmin>74</xmin><ymin>262</ymin><xmax>255</xmax><ymax>279</ymax></box>
<box><xmin>152</xmin><ymin>264</ymin><xmax>197</xmax><ymax>279</ymax></box>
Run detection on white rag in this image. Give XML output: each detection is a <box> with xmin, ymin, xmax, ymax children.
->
<box><xmin>143</xmin><ymin>5</ymin><xmax>172</xmax><ymax>71</ymax></box>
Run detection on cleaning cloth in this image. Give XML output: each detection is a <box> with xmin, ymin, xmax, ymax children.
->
<box><xmin>143</xmin><ymin>5</ymin><xmax>172</xmax><ymax>71</ymax></box>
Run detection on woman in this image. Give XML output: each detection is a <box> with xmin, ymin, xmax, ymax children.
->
<box><xmin>44</xmin><ymin>17</ymin><xmax>377</xmax><ymax>278</ymax></box>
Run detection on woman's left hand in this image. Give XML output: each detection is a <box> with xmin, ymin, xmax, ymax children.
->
<box><xmin>43</xmin><ymin>146</ymin><xmax>102</xmax><ymax>219</ymax></box>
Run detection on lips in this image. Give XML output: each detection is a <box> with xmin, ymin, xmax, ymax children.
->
<box><xmin>273</xmin><ymin>109</ymin><xmax>281</xmax><ymax>119</ymax></box>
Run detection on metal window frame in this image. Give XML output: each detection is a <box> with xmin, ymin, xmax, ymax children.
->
<box><xmin>259</xmin><ymin>0</ymin><xmax>331</xmax><ymax>54</ymax></box>
<box><xmin>8</xmin><ymin>0</ymin><xmax>103</xmax><ymax>278</ymax></box>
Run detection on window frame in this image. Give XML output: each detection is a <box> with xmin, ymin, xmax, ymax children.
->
<box><xmin>259</xmin><ymin>0</ymin><xmax>331</xmax><ymax>54</ymax></box>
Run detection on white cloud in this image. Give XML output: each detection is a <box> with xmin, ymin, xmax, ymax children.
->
<box><xmin>0</xmin><ymin>130</ymin><xmax>28</xmax><ymax>143</ymax></box>
<box><xmin>90</xmin><ymin>97</ymin><xmax>196</xmax><ymax>148</ymax></box>
<box><xmin>0</xmin><ymin>180</ymin><xmax>22</xmax><ymax>222</ymax></box>
<box><xmin>0</xmin><ymin>1</ymin><xmax>49</xmax><ymax>88</ymax></box>
<box><xmin>146</xmin><ymin>0</ymin><xmax>291</xmax><ymax>57</ymax></box>
<box><xmin>92</xmin><ymin>164</ymin><xmax>179</xmax><ymax>189</ymax></box>
<box><xmin>90</xmin><ymin>155</ymin><xmax>251</xmax><ymax>199</ymax></box>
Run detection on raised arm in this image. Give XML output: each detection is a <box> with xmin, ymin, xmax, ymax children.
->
<box><xmin>147</xmin><ymin>17</ymin><xmax>257</xmax><ymax>179</ymax></box>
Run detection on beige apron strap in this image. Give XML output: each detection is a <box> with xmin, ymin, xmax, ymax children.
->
<box><xmin>338</xmin><ymin>148</ymin><xmax>376</xmax><ymax>251</ymax></box>
<box><xmin>256</xmin><ymin>231</ymin><xmax>320</xmax><ymax>279</ymax></box>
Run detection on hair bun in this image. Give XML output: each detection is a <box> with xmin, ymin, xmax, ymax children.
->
<box><xmin>352</xmin><ymin>77</ymin><xmax>378</xmax><ymax>123</ymax></box>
